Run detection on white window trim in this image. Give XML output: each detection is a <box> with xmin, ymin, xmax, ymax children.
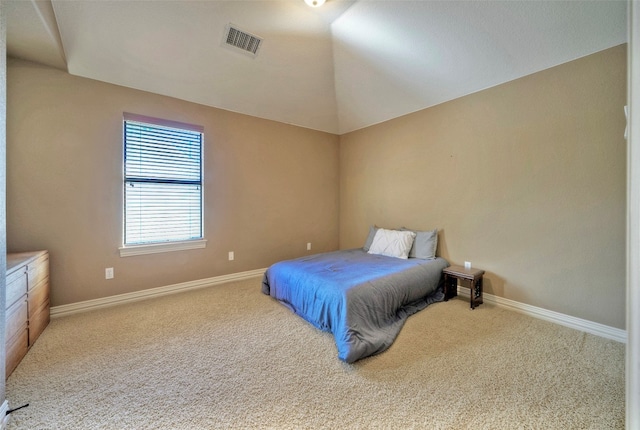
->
<box><xmin>122</xmin><ymin>112</ymin><xmax>205</xmax><ymax>251</ymax></box>
<box><xmin>119</xmin><ymin>239</ymin><xmax>207</xmax><ymax>257</ymax></box>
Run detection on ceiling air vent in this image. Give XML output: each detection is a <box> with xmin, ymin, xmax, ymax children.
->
<box><xmin>223</xmin><ymin>24</ymin><xmax>262</xmax><ymax>57</ymax></box>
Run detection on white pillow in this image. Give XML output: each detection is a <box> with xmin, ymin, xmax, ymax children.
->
<box><xmin>367</xmin><ymin>228</ymin><xmax>416</xmax><ymax>259</ymax></box>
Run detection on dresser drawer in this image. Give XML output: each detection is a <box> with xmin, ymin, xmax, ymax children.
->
<box><xmin>6</xmin><ymin>269</ymin><xmax>27</xmax><ymax>308</ymax></box>
<box><xmin>6</xmin><ymin>298</ymin><xmax>28</xmax><ymax>342</ymax></box>
<box><xmin>29</xmin><ymin>302</ymin><xmax>50</xmax><ymax>345</ymax></box>
<box><xmin>28</xmin><ymin>254</ymin><xmax>49</xmax><ymax>291</ymax></box>
<box><xmin>28</xmin><ymin>279</ymin><xmax>50</xmax><ymax>318</ymax></box>
<box><xmin>6</xmin><ymin>327</ymin><xmax>28</xmax><ymax>377</ymax></box>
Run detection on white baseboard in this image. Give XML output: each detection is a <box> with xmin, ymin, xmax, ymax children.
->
<box><xmin>50</xmin><ymin>268</ymin><xmax>267</xmax><ymax>318</ymax></box>
<box><xmin>457</xmin><ymin>286</ymin><xmax>627</xmax><ymax>343</ymax></box>
<box><xmin>50</xmin><ymin>270</ymin><xmax>626</xmax><ymax>344</ymax></box>
<box><xmin>0</xmin><ymin>400</ymin><xmax>9</xmax><ymax>430</ymax></box>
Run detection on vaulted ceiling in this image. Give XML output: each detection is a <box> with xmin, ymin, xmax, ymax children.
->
<box><xmin>6</xmin><ymin>0</ymin><xmax>628</xmax><ymax>134</ymax></box>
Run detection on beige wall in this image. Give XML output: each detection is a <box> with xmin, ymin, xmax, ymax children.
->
<box><xmin>7</xmin><ymin>59</ymin><xmax>340</xmax><ymax>306</ymax></box>
<box><xmin>7</xmin><ymin>44</ymin><xmax>628</xmax><ymax>330</ymax></box>
<box><xmin>339</xmin><ymin>45</ymin><xmax>627</xmax><ymax>329</ymax></box>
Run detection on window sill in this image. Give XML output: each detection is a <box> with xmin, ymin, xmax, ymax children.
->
<box><xmin>119</xmin><ymin>239</ymin><xmax>207</xmax><ymax>257</ymax></box>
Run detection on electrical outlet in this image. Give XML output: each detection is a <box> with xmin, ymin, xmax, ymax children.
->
<box><xmin>105</xmin><ymin>267</ymin><xmax>114</xmax><ymax>279</ymax></box>
<box><xmin>228</xmin><ymin>251</ymin><xmax>234</xmax><ymax>261</ymax></box>
<box><xmin>307</xmin><ymin>242</ymin><xmax>312</xmax><ymax>251</ymax></box>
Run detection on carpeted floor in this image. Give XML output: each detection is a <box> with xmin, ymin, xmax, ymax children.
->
<box><xmin>6</xmin><ymin>277</ymin><xmax>625</xmax><ymax>429</ymax></box>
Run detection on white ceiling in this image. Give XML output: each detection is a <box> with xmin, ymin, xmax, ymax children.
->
<box><xmin>6</xmin><ymin>0</ymin><xmax>628</xmax><ymax>135</ymax></box>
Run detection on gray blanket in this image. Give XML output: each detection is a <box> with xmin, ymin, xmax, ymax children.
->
<box><xmin>262</xmin><ymin>249</ymin><xmax>449</xmax><ymax>363</ymax></box>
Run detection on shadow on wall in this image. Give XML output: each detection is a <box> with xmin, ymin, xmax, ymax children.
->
<box><xmin>436</xmin><ymin>229</ymin><xmax>448</xmax><ymax>262</ymax></box>
<box><xmin>483</xmin><ymin>273</ymin><xmax>504</xmax><ymax>297</ymax></box>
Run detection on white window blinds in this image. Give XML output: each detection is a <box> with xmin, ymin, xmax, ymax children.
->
<box><xmin>123</xmin><ymin>113</ymin><xmax>203</xmax><ymax>246</ymax></box>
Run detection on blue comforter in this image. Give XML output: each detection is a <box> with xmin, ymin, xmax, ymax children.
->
<box><xmin>262</xmin><ymin>249</ymin><xmax>449</xmax><ymax>363</ymax></box>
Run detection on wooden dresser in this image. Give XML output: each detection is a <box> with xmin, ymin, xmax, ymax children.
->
<box><xmin>5</xmin><ymin>250</ymin><xmax>50</xmax><ymax>377</ymax></box>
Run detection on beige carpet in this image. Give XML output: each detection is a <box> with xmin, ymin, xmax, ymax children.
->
<box><xmin>6</xmin><ymin>277</ymin><xmax>624</xmax><ymax>429</ymax></box>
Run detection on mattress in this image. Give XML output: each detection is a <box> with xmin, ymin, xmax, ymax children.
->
<box><xmin>262</xmin><ymin>249</ymin><xmax>449</xmax><ymax>363</ymax></box>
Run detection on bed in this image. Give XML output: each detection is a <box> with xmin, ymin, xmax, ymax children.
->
<box><xmin>262</xmin><ymin>230</ymin><xmax>449</xmax><ymax>363</ymax></box>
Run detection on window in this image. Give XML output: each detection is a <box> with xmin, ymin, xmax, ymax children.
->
<box><xmin>121</xmin><ymin>113</ymin><xmax>205</xmax><ymax>256</ymax></box>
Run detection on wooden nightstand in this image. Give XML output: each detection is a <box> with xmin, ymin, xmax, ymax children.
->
<box><xmin>443</xmin><ymin>265</ymin><xmax>485</xmax><ymax>310</ymax></box>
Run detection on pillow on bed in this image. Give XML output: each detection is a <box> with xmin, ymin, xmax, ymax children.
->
<box><xmin>363</xmin><ymin>225</ymin><xmax>379</xmax><ymax>251</ymax></box>
<box><xmin>401</xmin><ymin>227</ymin><xmax>438</xmax><ymax>259</ymax></box>
<box><xmin>368</xmin><ymin>228</ymin><xmax>416</xmax><ymax>259</ymax></box>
